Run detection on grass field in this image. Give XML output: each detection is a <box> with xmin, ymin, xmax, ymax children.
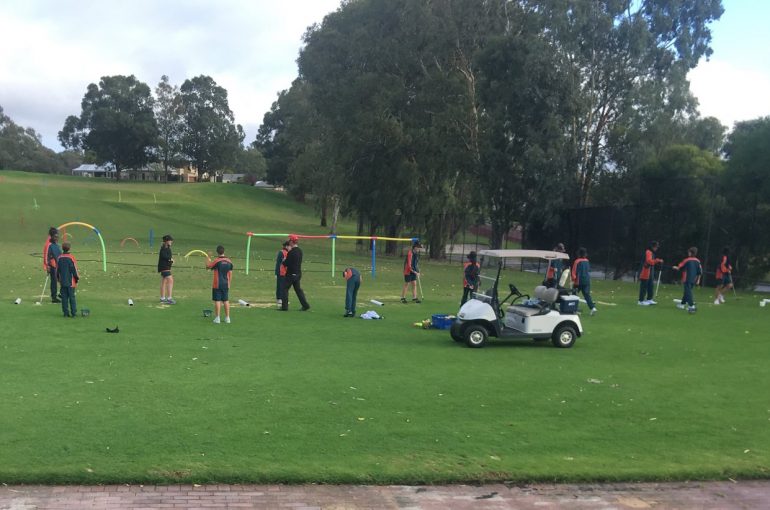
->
<box><xmin>1</xmin><ymin>170</ymin><xmax>769</xmax><ymax>484</ymax></box>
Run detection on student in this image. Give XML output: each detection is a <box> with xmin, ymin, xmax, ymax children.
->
<box><xmin>343</xmin><ymin>267</ymin><xmax>361</xmax><ymax>317</ymax></box>
<box><xmin>401</xmin><ymin>241</ymin><xmax>422</xmax><ymax>304</ymax></box>
<box><xmin>461</xmin><ymin>251</ymin><xmax>480</xmax><ymax>305</ymax></box>
<box><xmin>280</xmin><ymin>235</ymin><xmax>310</xmax><ymax>311</ymax></box>
<box><xmin>57</xmin><ymin>242</ymin><xmax>79</xmax><ymax>318</ymax></box>
<box><xmin>638</xmin><ymin>241</ymin><xmax>664</xmax><ymax>306</ymax></box>
<box><xmin>544</xmin><ymin>243</ymin><xmax>566</xmax><ymax>289</ymax></box>
<box><xmin>207</xmin><ymin>245</ymin><xmax>233</xmax><ymax>324</ymax></box>
<box><xmin>673</xmin><ymin>246</ymin><xmax>702</xmax><ymax>312</ymax></box>
<box><xmin>157</xmin><ymin>234</ymin><xmax>175</xmax><ymax>304</ymax></box>
<box><xmin>571</xmin><ymin>247</ymin><xmax>596</xmax><ymax>316</ymax></box>
<box><xmin>714</xmin><ymin>247</ymin><xmax>733</xmax><ymax>305</ymax></box>
<box><xmin>275</xmin><ymin>241</ymin><xmax>290</xmax><ymax>306</ymax></box>
<box><xmin>45</xmin><ymin>228</ymin><xmax>62</xmax><ymax>303</ymax></box>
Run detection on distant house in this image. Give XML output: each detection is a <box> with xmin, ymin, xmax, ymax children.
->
<box><xmin>221</xmin><ymin>173</ymin><xmax>246</xmax><ymax>183</ymax></box>
<box><xmin>72</xmin><ymin>163</ymin><xmax>116</xmax><ymax>178</ymax></box>
<box><xmin>71</xmin><ymin>162</ymin><xmax>198</xmax><ymax>182</ymax></box>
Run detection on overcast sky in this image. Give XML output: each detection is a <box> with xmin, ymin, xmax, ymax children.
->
<box><xmin>1</xmin><ymin>0</ymin><xmax>768</xmax><ymax>152</ymax></box>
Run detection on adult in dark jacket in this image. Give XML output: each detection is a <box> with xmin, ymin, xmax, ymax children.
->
<box><xmin>280</xmin><ymin>235</ymin><xmax>310</xmax><ymax>311</ymax></box>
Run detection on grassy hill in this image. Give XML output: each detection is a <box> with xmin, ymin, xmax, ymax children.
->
<box><xmin>1</xmin><ymin>170</ymin><xmax>769</xmax><ymax>484</ymax></box>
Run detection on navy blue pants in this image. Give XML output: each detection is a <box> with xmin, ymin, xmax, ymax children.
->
<box><xmin>61</xmin><ymin>286</ymin><xmax>76</xmax><ymax>316</ymax></box>
<box><xmin>577</xmin><ymin>284</ymin><xmax>595</xmax><ymax>310</ymax></box>
<box><xmin>681</xmin><ymin>282</ymin><xmax>695</xmax><ymax>307</ymax></box>
<box><xmin>639</xmin><ymin>277</ymin><xmax>654</xmax><ymax>301</ymax></box>
<box><xmin>345</xmin><ymin>276</ymin><xmax>361</xmax><ymax>314</ymax></box>
<box><xmin>461</xmin><ymin>286</ymin><xmax>477</xmax><ymax>305</ymax></box>
<box><xmin>275</xmin><ymin>276</ymin><xmax>284</xmax><ymax>300</ymax></box>
<box><xmin>49</xmin><ymin>268</ymin><xmax>58</xmax><ymax>300</ymax></box>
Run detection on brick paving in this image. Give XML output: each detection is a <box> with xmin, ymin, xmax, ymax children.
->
<box><xmin>1</xmin><ymin>481</ymin><xmax>769</xmax><ymax>509</ymax></box>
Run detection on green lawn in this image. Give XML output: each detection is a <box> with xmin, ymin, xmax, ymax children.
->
<box><xmin>1</xmin><ymin>170</ymin><xmax>769</xmax><ymax>484</ymax></box>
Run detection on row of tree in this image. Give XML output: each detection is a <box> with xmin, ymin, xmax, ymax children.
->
<box><xmin>252</xmin><ymin>0</ymin><xmax>770</xmax><ymax>281</ymax></box>
<box><xmin>0</xmin><ymin>106</ymin><xmax>81</xmax><ymax>173</ymax></box>
<box><xmin>58</xmin><ymin>75</ymin><xmax>266</xmax><ymax>181</ymax></box>
<box><xmin>254</xmin><ymin>0</ymin><xmax>726</xmax><ymax>255</ymax></box>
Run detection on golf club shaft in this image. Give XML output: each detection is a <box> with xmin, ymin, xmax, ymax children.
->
<box><xmin>654</xmin><ymin>266</ymin><xmax>662</xmax><ymax>297</ymax></box>
<box><xmin>417</xmin><ymin>274</ymin><xmax>424</xmax><ymax>300</ymax></box>
<box><xmin>38</xmin><ymin>274</ymin><xmax>49</xmax><ymax>303</ymax></box>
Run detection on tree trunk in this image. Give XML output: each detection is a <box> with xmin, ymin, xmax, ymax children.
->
<box><xmin>356</xmin><ymin>215</ymin><xmax>364</xmax><ymax>249</ymax></box>
<box><xmin>319</xmin><ymin>196</ymin><xmax>328</xmax><ymax>227</ymax></box>
<box><xmin>330</xmin><ymin>195</ymin><xmax>340</xmax><ymax>235</ymax></box>
<box><xmin>385</xmin><ymin>222</ymin><xmax>400</xmax><ymax>255</ymax></box>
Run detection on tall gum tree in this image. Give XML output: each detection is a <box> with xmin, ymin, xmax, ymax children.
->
<box><xmin>59</xmin><ymin>75</ymin><xmax>158</xmax><ymax>180</ymax></box>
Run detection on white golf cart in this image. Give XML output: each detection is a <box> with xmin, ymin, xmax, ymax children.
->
<box><xmin>450</xmin><ymin>249</ymin><xmax>583</xmax><ymax>348</ymax></box>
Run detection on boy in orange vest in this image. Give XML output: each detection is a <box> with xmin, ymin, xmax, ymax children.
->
<box><xmin>572</xmin><ymin>247</ymin><xmax>596</xmax><ymax>316</ymax></box>
<box><xmin>400</xmin><ymin>241</ymin><xmax>422</xmax><ymax>304</ymax></box>
<box><xmin>672</xmin><ymin>247</ymin><xmax>702</xmax><ymax>312</ymax></box>
<box><xmin>57</xmin><ymin>242</ymin><xmax>80</xmax><ymax>317</ymax></box>
<box><xmin>713</xmin><ymin>247</ymin><xmax>733</xmax><ymax>305</ymax></box>
<box><xmin>207</xmin><ymin>245</ymin><xmax>233</xmax><ymax>324</ymax></box>
<box><xmin>638</xmin><ymin>241</ymin><xmax>664</xmax><ymax>305</ymax></box>
<box><xmin>461</xmin><ymin>251</ymin><xmax>480</xmax><ymax>305</ymax></box>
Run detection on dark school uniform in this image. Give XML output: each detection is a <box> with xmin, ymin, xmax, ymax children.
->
<box><xmin>716</xmin><ymin>255</ymin><xmax>732</xmax><ymax>286</ymax></box>
<box><xmin>57</xmin><ymin>253</ymin><xmax>79</xmax><ymax>317</ymax></box>
<box><xmin>47</xmin><ymin>240</ymin><xmax>62</xmax><ymax>301</ymax></box>
<box><xmin>403</xmin><ymin>249</ymin><xmax>420</xmax><ymax>282</ymax></box>
<box><xmin>157</xmin><ymin>244</ymin><xmax>173</xmax><ymax>276</ymax></box>
<box><xmin>461</xmin><ymin>261</ymin><xmax>480</xmax><ymax>305</ymax></box>
<box><xmin>207</xmin><ymin>256</ymin><xmax>233</xmax><ymax>302</ymax></box>
<box><xmin>343</xmin><ymin>267</ymin><xmax>361</xmax><ymax>315</ymax></box>
<box><xmin>675</xmin><ymin>256</ymin><xmax>702</xmax><ymax>307</ymax></box>
<box><xmin>571</xmin><ymin>257</ymin><xmax>595</xmax><ymax>310</ymax></box>
<box><xmin>545</xmin><ymin>258</ymin><xmax>563</xmax><ymax>288</ymax></box>
<box><xmin>275</xmin><ymin>248</ymin><xmax>288</xmax><ymax>300</ymax></box>
<box><xmin>638</xmin><ymin>249</ymin><xmax>663</xmax><ymax>301</ymax></box>
<box><xmin>281</xmin><ymin>246</ymin><xmax>310</xmax><ymax>310</ymax></box>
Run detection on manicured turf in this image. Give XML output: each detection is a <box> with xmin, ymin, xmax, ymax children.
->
<box><xmin>1</xmin><ymin>170</ymin><xmax>769</xmax><ymax>484</ymax></box>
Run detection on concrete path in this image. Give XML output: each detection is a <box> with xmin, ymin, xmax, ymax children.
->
<box><xmin>1</xmin><ymin>481</ymin><xmax>769</xmax><ymax>509</ymax></box>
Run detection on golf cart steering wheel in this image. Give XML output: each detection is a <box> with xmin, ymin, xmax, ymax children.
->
<box><xmin>508</xmin><ymin>283</ymin><xmax>529</xmax><ymax>304</ymax></box>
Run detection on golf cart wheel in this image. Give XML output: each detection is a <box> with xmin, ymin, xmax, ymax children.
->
<box><xmin>464</xmin><ymin>324</ymin><xmax>488</xmax><ymax>348</ymax></box>
<box><xmin>450</xmin><ymin>321</ymin><xmax>464</xmax><ymax>342</ymax></box>
<box><xmin>551</xmin><ymin>324</ymin><xmax>577</xmax><ymax>348</ymax></box>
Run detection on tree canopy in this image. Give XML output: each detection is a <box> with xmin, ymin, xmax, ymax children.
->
<box><xmin>59</xmin><ymin>75</ymin><xmax>158</xmax><ymax>180</ymax></box>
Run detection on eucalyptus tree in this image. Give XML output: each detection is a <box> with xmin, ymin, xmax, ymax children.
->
<box><xmin>179</xmin><ymin>75</ymin><xmax>243</xmax><ymax>181</ymax></box>
<box><xmin>59</xmin><ymin>75</ymin><xmax>158</xmax><ymax>180</ymax></box>
<box><xmin>154</xmin><ymin>75</ymin><xmax>184</xmax><ymax>182</ymax></box>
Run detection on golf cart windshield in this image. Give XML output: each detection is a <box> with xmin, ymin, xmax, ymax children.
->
<box><xmin>473</xmin><ymin>249</ymin><xmax>569</xmax><ymax>304</ymax></box>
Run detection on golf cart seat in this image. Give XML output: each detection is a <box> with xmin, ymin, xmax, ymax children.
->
<box><xmin>507</xmin><ymin>286</ymin><xmax>558</xmax><ymax>317</ymax></box>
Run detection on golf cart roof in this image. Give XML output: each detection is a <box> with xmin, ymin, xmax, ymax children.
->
<box><xmin>477</xmin><ymin>249</ymin><xmax>568</xmax><ymax>260</ymax></box>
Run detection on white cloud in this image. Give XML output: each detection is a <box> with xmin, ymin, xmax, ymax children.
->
<box><xmin>0</xmin><ymin>0</ymin><xmax>341</xmax><ymax>150</ymax></box>
<box><xmin>688</xmin><ymin>58</ymin><xmax>770</xmax><ymax>130</ymax></box>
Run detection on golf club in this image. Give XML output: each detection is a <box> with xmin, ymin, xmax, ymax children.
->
<box><xmin>654</xmin><ymin>265</ymin><xmax>662</xmax><ymax>298</ymax></box>
<box><xmin>417</xmin><ymin>273</ymin><xmax>424</xmax><ymax>300</ymax></box>
<box><xmin>36</xmin><ymin>274</ymin><xmax>49</xmax><ymax>305</ymax></box>
<box><xmin>729</xmin><ymin>274</ymin><xmax>738</xmax><ymax>298</ymax></box>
